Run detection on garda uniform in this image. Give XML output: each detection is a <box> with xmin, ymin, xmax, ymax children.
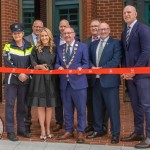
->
<box><xmin>3</xmin><ymin>23</ymin><xmax>34</xmax><ymax>134</ymax></box>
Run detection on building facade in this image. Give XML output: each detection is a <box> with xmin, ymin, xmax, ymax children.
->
<box><xmin>0</xmin><ymin>0</ymin><xmax>150</xmax><ymax>102</ymax></box>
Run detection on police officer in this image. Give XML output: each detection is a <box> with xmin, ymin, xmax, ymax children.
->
<box><xmin>3</xmin><ymin>23</ymin><xmax>34</xmax><ymax>141</ymax></box>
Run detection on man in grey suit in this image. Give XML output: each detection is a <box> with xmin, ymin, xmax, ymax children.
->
<box><xmin>83</xmin><ymin>19</ymin><xmax>109</xmax><ymax>134</ymax></box>
<box><xmin>24</xmin><ymin>20</ymin><xmax>43</xmax><ymax>46</ymax></box>
<box><xmin>24</xmin><ymin>19</ymin><xmax>43</xmax><ymax>132</ymax></box>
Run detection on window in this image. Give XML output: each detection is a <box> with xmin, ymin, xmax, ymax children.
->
<box><xmin>22</xmin><ymin>0</ymin><xmax>34</xmax><ymax>35</ymax></box>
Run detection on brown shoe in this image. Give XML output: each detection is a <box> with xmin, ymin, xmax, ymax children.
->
<box><xmin>52</xmin><ymin>124</ymin><xmax>62</xmax><ymax>132</ymax></box>
<box><xmin>77</xmin><ymin>132</ymin><xmax>84</xmax><ymax>143</ymax></box>
<box><xmin>57</xmin><ymin>132</ymin><xmax>74</xmax><ymax>140</ymax></box>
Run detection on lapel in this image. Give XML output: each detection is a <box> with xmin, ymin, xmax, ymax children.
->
<box><xmin>126</xmin><ymin>21</ymin><xmax>139</xmax><ymax>49</ymax></box>
<box><xmin>93</xmin><ymin>40</ymin><xmax>100</xmax><ymax>65</ymax></box>
<box><xmin>30</xmin><ymin>35</ymin><xmax>35</xmax><ymax>45</ymax></box>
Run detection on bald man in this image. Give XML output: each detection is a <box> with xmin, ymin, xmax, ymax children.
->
<box><xmin>121</xmin><ymin>5</ymin><xmax>150</xmax><ymax>149</ymax></box>
<box><xmin>87</xmin><ymin>22</ymin><xmax>122</xmax><ymax>144</ymax></box>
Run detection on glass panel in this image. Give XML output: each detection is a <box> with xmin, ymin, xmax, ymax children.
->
<box><xmin>70</xmin><ymin>15</ymin><xmax>77</xmax><ymax>20</ymax></box>
<box><xmin>69</xmin><ymin>8</ymin><xmax>78</xmax><ymax>13</ymax></box>
<box><xmin>59</xmin><ymin>9</ymin><xmax>68</xmax><ymax>14</ymax></box>
<box><xmin>70</xmin><ymin>21</ymin><xmax>78</xmax><ymax>25</ymax></box>
<box><xmin>60</xmin><ymin>15</ymin><xmax>68</xmax><ymax>20</ymax></box>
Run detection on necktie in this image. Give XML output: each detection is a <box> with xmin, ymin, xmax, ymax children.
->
<box><xmin>97</xmin><ymin>41</ymin><xmax>103</xmax><ymax>66</ymax></box>
<box><xmin>34</xmin><ymin>36</ymin><xmax>38</xmax><ymax>45</ymax></box>
<box><xmin>93</xmin><ymin>36</ymin><xmax>98</xmax><ymax>41</ymax></box>
<box><xmin>126</xmin><ymin>26</ymin><xmax>130</xmax><ymax>46</ymax></box>
<box><xmin>66</xmin><ymin>45</ymin><xmax>71</xmax><ymax>64</ymax></box>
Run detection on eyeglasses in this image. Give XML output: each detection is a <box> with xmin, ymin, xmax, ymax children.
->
<box><xmin>63</xmin><ymin>32</ymin><xmax>74</xmax><ymax>35</ymax></box>
<box><xmin>34</xmin><ymin>26</ymin><xmax>43</xmax><ymax>29</ymax></box>
<box><xmin>99</xmin><ymin>28</ymin><xmax>109</xmax><ymax>32</ymax></box>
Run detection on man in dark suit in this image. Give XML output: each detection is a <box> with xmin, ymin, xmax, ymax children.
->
<box><xmin>53</xmin><ymin>19</ymin><xmax>79</xmax><ymax>132</ymax></box>
<box><xmin>24</xmin><ymin>20</ymin><xmax>43</xmax><ymax>46</ymax></box>
<box><xmin>86</xmin><ymin>22</ymin><xmax>122</xmax><ymax>144</ymax></box>
<box><xmin>121</xmin><ymin>5</ymin><xmax>150</xmax><ymax>149</ymax></box>
<box><xmin>24</xmin><ymin>19</ymin><xmax>43</xmax><ymax>132</ymax></box>
<box><xmin>55</xmin><ymin>27</ymin><xmax>89</xmax><ymax>143</ymax></box>
<box><xmin>83</xmin><ymin>19</ymin><xmax>109</xmax><ymax>134</ymax></box>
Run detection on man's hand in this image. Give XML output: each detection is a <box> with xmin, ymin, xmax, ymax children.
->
<box><xmin>58</xmin><ymin>66</ymin><xmax>64</xmax><ymax>70</ymax></box>
<box><xmin>121</xmin><ymin>73</ymin><xmax>135</xmax><ymax>80</ymax></box>
<box><xmin>18</xmin><ymin>73</ymin><xmax>29</xmax><ymax>82</ymax></box>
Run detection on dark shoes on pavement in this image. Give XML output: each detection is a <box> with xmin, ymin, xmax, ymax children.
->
<box><xmin>84</xmin><ymin>126</ymin><xmax>94</xmax><ymax>133</ymax></box>
<box><xmin>57</xmin><ymin>132</ymin><xmax>74</xmax><ymax>140</ymax></box>
<box><xmin>7</xmin><ymin>132</ymin><xmax>19</xmax><ymax>141</ymax></box>
<box><xmin>17</xmin><ymin>131</ymin><xmax>31</xmax><ymax>138</ymax></box>
<box><xmin>86</xmin><ymin>131</ymin><xmax>107</xmax><ymax>139</ymax></box>
<box><xmin>111</xmin><ymin>135</ymin><xmax>119</xmax><ymax>144</ymax></box>
<box><xmin>52</xmin><ymin>124</ymin><xmax>62</xmax><ymax>132</ymax></box>
<box><xmin>121</xmin><ymin>132</ymin><xmax>144</xmax><ymax>142</ymax></box>
<box><xmin>135</xmin><ymin>137</ymin><xmax>150</xmax><ymax>149</ymax></box>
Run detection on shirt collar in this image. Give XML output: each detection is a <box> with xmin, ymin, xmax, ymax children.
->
<box><xmin>128</xmin><ymin>19</ymin><xmax>137</xmax><ymax>29</ymax></box>
<box><xmin>92</xmin><ymin>35</ymin><xmax>100</xmax><ymax>41</ymax></box>
<box><xmin>32</xmin><ymin>33</ymin><xmax>38</xmax><ymax>39</ymax></box>
<box><xmin>66</xmin><ymin>40</ymin><xmax>75</xmax><ymax>47</ymax></box>
<box><xmin>100</xmin><ymin>36</ymin><xmax>109</xmax><ymax>42</ymax></box>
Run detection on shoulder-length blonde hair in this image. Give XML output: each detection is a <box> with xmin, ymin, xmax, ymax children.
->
<box><xmin>36</xmin><ymin>27</ymin><xmax>55</xmax><ymax>53</ymax></box>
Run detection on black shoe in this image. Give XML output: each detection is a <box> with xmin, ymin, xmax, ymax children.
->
<box><xmin>135</xmin><ymin>138</ymin><xmax>150</xmax><ymax>149</ymax></box>
<box><xmin>111</xmin><ymin>135</ymin><xmax>119</xmax><ymax>144</ymax></box>
<box><xmin>17</xmin><ymin>131</ymin><xmax>31</xmax><ymax>138</ymax></box>
<box><xmin>7</xmin><ymin>132</ymin><xmax>19</xmax><ymax>141</ymax></box>
<box><xmin>121</xmin><ymin>132</ymin><xmax>144</xmax><ymax>142</ymax></box>
<box><xmin>84</xmin><ymin>126</ymin><xmax>94</xmax><ymax>133</ymax></box>
<box><xmin>86</xmin><ymin>131</ymin><xmax>107</xmax><ymax>139</ymax></box>
<box><xmin>25</xmin><ymin>125</ymin><xmax>31</xmax><ymax>133</ymax></box>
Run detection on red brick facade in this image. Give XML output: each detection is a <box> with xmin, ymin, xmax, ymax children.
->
<box><xmin>82</xmin><ymin>0</ymin><xmax>123</xmax><ymax>40</ymax></box>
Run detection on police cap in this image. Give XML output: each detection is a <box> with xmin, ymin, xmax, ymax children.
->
<box><xmin>10</xmin><ymin>23</ymin><xmax>24</xmax><ymax>32</ymax></box>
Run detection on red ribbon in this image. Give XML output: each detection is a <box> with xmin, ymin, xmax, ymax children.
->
<box><xmin>0</xmin><ymin>67</ymin><xmax>150</xmax><ymax>74</ymax></box>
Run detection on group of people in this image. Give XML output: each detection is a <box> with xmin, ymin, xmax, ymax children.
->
<box><xmin>3</xmin><ymin>5</ymin><xmax>150</xmax><ymax>149</ymax></box>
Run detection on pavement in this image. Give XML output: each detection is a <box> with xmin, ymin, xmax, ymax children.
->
<box><xmin>0</xmin><ymin>140</ymin><xmax>147</xmax><ymax>150</ymax></box>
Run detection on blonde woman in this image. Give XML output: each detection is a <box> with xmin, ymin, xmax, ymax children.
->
<box><xmin>27</xmin><ymin>27</ymin><xmax>59</xmax><ymax>140</ymax></box>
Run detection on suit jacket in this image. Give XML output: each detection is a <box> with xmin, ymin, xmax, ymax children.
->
<box><xmin>55</xmin><ymin>41</ymin><xmax>89</xmax><ymax>90</ymax></box>
<box><xmin>82</xmin><ymin>37</ymin><xmax>92</xmax><ymax>48</ymax></box>
<box><xmin>121</xmin><ymin>21</ymin><xmax>150</xmax><ymax>80</ymax></box>
<box><xmin>24</xmin><ymin>34</ymin><xmax>35</xmax><ymax>45</ymax></box>
<box><xmin>90</xmin><ymin>38</ymin><xmax>122</xmax><ymax>88</ymax></box>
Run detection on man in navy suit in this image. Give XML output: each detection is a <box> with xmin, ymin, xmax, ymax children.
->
<box><xmin>55</xmin><ymin>27</ymin><xmax>89</xmax><ymax>143</ymax></box>
<box><xmin>121</xmin><ymin>5</ymin><xmax>150</xmax><ymax>149</ymax></box>
<box><xmin>53</xmin><ymin>19</ymin><xmax>80</xmax><ymax>132</ymax></box>
<box><xmin>86</xmin><ymin>22</ymin><xmax>122</xmax><ymax>144</ymax></box>
<box><xmin>83</xmin><ymin>19</ymin><xmax>109</xmax><ymax>134</ymax></box>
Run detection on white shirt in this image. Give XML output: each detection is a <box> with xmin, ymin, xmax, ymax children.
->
<box><xmin>66</xmin><ymin>40</ymin><xmax>75</xmax><ymax>55</ymax></box>
<box><xmin>59</xmin><ymin>36</ymin><xmax>66</xmax><ymax>45</ymax></box>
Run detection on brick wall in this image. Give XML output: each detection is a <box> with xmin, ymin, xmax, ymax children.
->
<box><xmin>82</xmin><ymin>0</ymin><xmax>97</xmax><ymax>40</ymax></box>
<box><xmin>40</xmin><ymin>0</ymin><xmax>47</xmax><ymax>26</ymax></box>
<box><xmin>96</xmin><ymin>0</ymin><xmax>123</xmax><ymax>39</ymax></box>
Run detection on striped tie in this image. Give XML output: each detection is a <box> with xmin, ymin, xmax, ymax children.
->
<box><xmin>126</xmin><ymin>26</ymin><xmax>130</xmax><ymax>46</ymax></box>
